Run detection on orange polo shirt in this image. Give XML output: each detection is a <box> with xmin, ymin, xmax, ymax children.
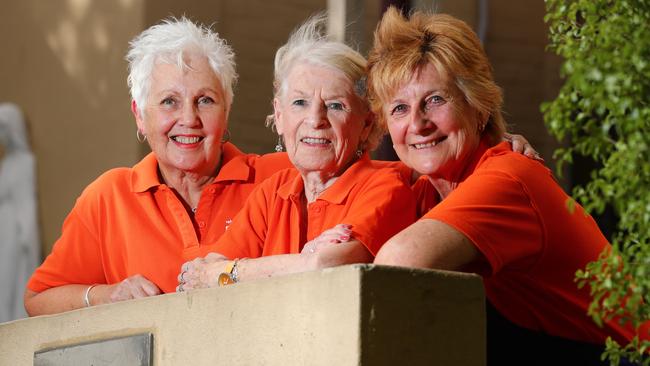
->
<box><xmin>422</xmin><ymin>141</ymin><xmax>633</xmax><ymax>345</ymax></box>
<box><xmin>27</xmin><ymin>143</ymin><xmax>293</xmax><ymax>294</ymax></box>
<box><xmin>213</xmin><ymin>155</ymin><xmax>417</xmax><ymax>259</ymax></box>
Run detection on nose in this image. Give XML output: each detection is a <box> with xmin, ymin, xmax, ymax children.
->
<box><xmin>409</xmin><ymin>106</ymin><xmax>434</xmax><ymax>135</ymax></box>
<box><xmin>306</xmin><ymin>101</ymin><xmax>329</xmax><ymax>128</ymax></box>
<box><xmin>179</xmin><ymin>101</ymin><xmax>201</xmax><ymax>127</ymax></box>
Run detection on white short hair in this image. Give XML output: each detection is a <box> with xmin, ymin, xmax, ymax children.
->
<box><xmin>126</xmin><ymin>17</ymin><xmax>237</xmax><ymax>114</ymax></box>
<box><xmin>268</xmin><ymin>14</ymin><xmax>384</xmax><ymax>151</ymax></box>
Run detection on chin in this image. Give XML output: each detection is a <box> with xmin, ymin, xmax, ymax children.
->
<box><xmin>409</xmin><ymin>158</ymin><xmax>440</xmax><ymax>177</ymax></box>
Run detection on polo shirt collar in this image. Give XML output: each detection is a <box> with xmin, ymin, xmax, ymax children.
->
<box><xmin>276</xmin><ymin>154</ymin><xmax>372</xmax><ymax>205</ymax></box>
<box><xmin>457</xmin><ymin>135</ymin><xmax>493</xmax><ymax>183</ymax></box>
<box><xmin>131</xmin><ymin>142</ymin><xmax>249</xmax><ymax>193</ymax></box>
<box><xmin>214</xmin><ymin>142</ymin><xmax>251</xmax><ymax>183</ymax></box>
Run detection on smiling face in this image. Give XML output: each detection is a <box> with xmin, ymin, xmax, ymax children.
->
<box><xmin>273</xmin><ymin>62</ymin><xmax>372</xmax><ymax>178</ymax></box>
<box><xmin>384</xmin><ymin>63</ymin><xmax>481</xmax><ymax>180</ymax></box>
<box><xmin>133</xmin><ymin>53</ymin><xmax>228</xmax><ymax>178</ymax></box>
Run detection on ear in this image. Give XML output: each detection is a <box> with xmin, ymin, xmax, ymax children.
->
<box><xmin>131</xmin><ymin>100</ymin><xmax>146</xmax><ymax>133</ymax></box>
<box><xmin>272</xmin><ymin>97</ymin><xmax>284</xmax><ymax>135</ymax></box>
<box><xmin>359</xmin><ymin>111</ymin><xmax>375</xmax><ymax>144</ymax></box>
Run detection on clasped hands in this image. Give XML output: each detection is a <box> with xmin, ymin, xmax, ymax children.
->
<box><xmin>176</xmin><ymin>224</ymin><xmax>353</xmax><ymax>292</ymax></box>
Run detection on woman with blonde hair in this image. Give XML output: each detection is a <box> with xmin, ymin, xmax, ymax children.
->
<box><xmin>369</xmin><ymin>7</ymin><xmax>632</xmax><ymax>364</ymax></box>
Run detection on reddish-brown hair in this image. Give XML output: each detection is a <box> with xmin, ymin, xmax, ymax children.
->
<box><xmin>367</xmin><ymin>7</ymin><xmax>505</xmax><ymax>143</ymax></box>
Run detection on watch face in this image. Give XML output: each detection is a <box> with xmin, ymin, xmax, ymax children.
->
<box><xmin>218</xmin><ymin>273</ymin><xmax>234</xmax><ymax>287</ymax></box>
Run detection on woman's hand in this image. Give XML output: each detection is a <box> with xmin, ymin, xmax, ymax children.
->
<box><xmin>503</xmin><ymin>133</ymin><xmax>543</xmax><ymax>161</ymax></box>
<box><xmin>23</xmin><ymin>274</ymin><xmax>161</xmax><ymax>316</ymax></box>
<box><xmin>177</xmin><ymin>252</ymin><xmax>229</xmax><ymax>291</ymax></box>
<box><xmin>101</xmin><ymin>274</ymin><xmax>162</xmax><ymax>303</ymax></box>
<box><xmin>301</xmin><ymin>224</ymin><xmax>353</xmax><ymax>254</ymax></box>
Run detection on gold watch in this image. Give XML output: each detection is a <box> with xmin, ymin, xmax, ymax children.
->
<box><xmin>218</xmin><ymin>259</ymin><xmax>238</xmax><ymax>286</ymax></box>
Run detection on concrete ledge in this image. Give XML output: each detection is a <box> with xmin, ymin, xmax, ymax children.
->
<box><xmin>0</xmin><ymin>264</ymin><xmax>485</xmax><ymax>365</ymax></box>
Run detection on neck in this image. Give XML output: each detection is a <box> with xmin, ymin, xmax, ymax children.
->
<box><xmin>426</xmin><ymin>143</ymin><xmax>483</xmax><ymax>199</ymax></box>
<box><xmin>301</xmin><ymin>171</ymin><xmax>340</xmax><ymax>203</ymax></box>
<box><xmin>158</xmin><ymin>159</ymin><xmax>221</xmax><ymax>209</ymax></box>
<box><xmin>299</xmin><ymin>154</ymin><xmax>361</xmax><ymax>203</ymax></box>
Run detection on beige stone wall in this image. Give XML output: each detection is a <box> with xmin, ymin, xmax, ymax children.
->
<box><xmin>0</xmin><ymin>265</ymin><xmax>486</xmax><ymax>365</ymax></box>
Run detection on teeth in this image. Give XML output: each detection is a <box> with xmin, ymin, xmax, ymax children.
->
<box><xmin>302</xmin><ymin>137</ymin><xmax>330</xmax><ymax>144</ymax></box>
<box><xmin>172</xmin><ymin>136</ymin><xmax>201</xmax><ymax>144</ymax></box>
<box><xmin>412</xmin><ymin>141</ymin><xmax>437</xmax><ymax>149</ymax></box>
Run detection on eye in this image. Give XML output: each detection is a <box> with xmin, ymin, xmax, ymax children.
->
<box><xmin>424</xmin><ymin>95</ymin><xmax>445</xmax><ymax>110</ymax></box>
<box><xmin>390</xmin><ymin>104</ymin><xmax>409</xmax><ymax>116</ymax></box>
<box><xmin>327</xmin><ymin>102</ymin><xmax>345</xmax><ymax>111</ymax></box>
<box><xmin>160</xmin><ymin>97</ymin><xmax>176</xmax><ymax>106</ymax></box>
<box><xmin>291</xmin><ymin>99</ymin><xmax>307</xmax><ymax>107</ymax></box>
<box><xmin>198</xmin><ymin>96</ymin><xmax>215</xmax><ymax>105</ymax></box>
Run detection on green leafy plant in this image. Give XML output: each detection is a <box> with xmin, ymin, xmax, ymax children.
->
<box><xmin>542</xmin><ymin>0</ymin><xmax>650</xmax><ymax>364</ymax></box>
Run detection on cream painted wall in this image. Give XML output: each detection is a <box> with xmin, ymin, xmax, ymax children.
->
<box><xmin>0</xmin><ymin>0</ymin><xmax>145</xmax><ymax>256</ymax></box>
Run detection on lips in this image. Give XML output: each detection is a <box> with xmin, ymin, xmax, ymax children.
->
<box><xmin>301</xmin><ymin>137</ymin><xmax>331</xmax><ymax>145</ymax></box>
<box><xmin>409</xmin><ymin>136</ymin><xmax>446</xmax><ymax>149</ymax></box>
<box><xmin>170</xmin><ymin>135</ymin><xmax>203</xmax><ymax>144</ymax></box>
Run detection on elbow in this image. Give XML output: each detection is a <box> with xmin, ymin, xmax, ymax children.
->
<box><xmin>312</xmin><ymin>242</ymin><xmax>373</xmax><ymax>270</ymax></box>
<box><xmin>23</xmin><ymin>289</ymin><xmax>38</xmax><ymax>317</ymax></box>
<box><xmin>375</xmin><ymin>240</ymin><xmax>418</xmax><ymax>268</ymax></box>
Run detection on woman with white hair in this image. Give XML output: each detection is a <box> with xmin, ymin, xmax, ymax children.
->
<box><xmin>24</xmin><ymin>17</ymin><xmax>292</xmax><ymax>315</ymax></box>
<box><xmin>178</xmin><ymin>15</ymin><xmax>417</xmax><ymax>288</ymax></box>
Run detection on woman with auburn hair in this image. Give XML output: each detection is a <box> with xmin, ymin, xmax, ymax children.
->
<box><xmin>368</xmin><ymin>8</ymin><xmax>632</xmax><ymax>364</ymax></box>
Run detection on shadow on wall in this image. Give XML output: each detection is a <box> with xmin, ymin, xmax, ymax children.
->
<box><xmin>0</xmin><ymin>0</ymin><xmax>141</xmax><ymax>258</ymax></box>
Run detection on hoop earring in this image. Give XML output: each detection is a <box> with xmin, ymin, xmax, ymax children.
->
<box><xmin>136</xmin><ymin>129</ymin><xmax>147</xmax><ymax>143</ymax></box>
<box><xmin>221</xmin><ymin>129</ymin><xmax>231</xmax><ymax>143</ymax></box>
<box><xmin>275</xmin><ymin>135</ymin><xmax>284</xmax><ymax>152</ymax></box>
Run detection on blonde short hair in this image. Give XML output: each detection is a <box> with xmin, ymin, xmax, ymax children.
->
<box><xmin>367</xmin><ymin>7</ymin><xmax>505</xmax><ymax>143</ymax></box>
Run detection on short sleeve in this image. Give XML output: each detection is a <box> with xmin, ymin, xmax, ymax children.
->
<box><xmin>423</xmin><ymin>169</ymin><xmax>543</xmax><ymax>275</ymax></box>
<box><xmin>212</xmin><ymin>180</ymin><xmax>271</xmax><ymax>259</ymax></box>
<box><xmin>344</xmin><ymin>170</ymin><xmax>417</xmax><ymax>256</ymax></box>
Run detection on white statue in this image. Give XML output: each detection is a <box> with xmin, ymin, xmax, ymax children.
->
<box><xmin>0</xmin><ymin>103</ymin><xmax>40</xmax><ymax>322</ymax></box>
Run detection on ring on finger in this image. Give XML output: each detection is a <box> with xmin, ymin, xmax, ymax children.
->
<box><xmin>180</xmin><ymin>271</ymin><xmax>186</xmax><ymax>282</ymax></box>
<box><xmin>177</xmin><ymin>283</ymin><xmax>184</xmax><ymax>292</ymax></box>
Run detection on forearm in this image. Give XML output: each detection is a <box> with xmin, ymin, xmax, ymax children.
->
<box><xmin>24</xmin><ymin>284</ymin><xmax>106</xmax><ymax>316</ymax></box>
<box><xmin>182</xmin><ymin>241</ymin><xmax>373</xmax><ymax>289</ymax></box>
<box><xmin>237</xmin><ymin>253</ymin><xmax>312</xmax><ymax>282</ymax></box>
<box><xmin>375</xmin><ymin>219</ymin><xmax>480</xmax><ymax>271</ymax></box>
<box><xmin>237</xmin><ymin>240</ymin><xmax>372</xmax><ymax>282</ymax></box>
